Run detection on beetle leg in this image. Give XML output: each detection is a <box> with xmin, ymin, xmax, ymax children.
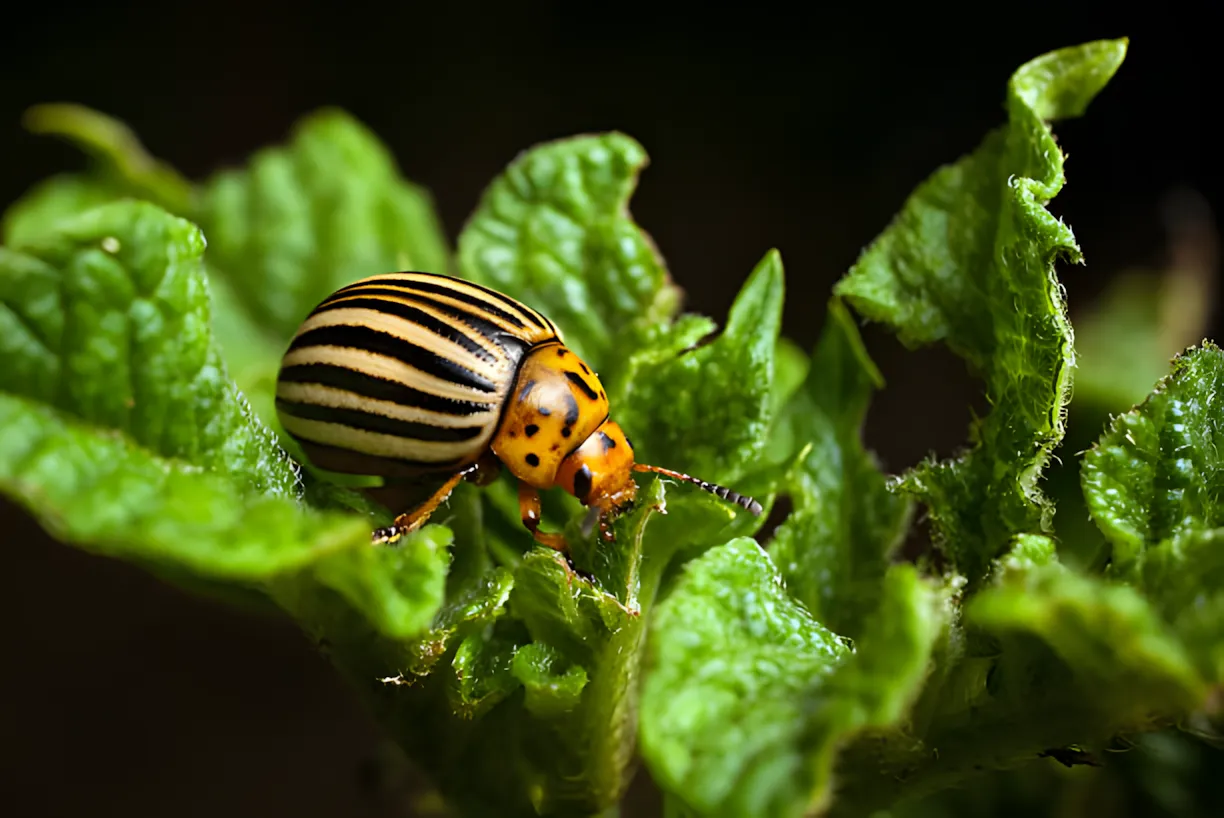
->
<box><xmin>517</xmin><ymin>481</ymin><xmax>570</xmax><ymax>553</ymax></box>
<box><xmin>464</xmin><ymin>451</ymin><xmax>503</xmax><ymax>487</ymax></box>
<box><xmin>373</xmin><ymin>470</ymin><xmax>467</xmax><ymax>545</ymax></box>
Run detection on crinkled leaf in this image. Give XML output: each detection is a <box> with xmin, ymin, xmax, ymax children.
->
<box><xmin>0</xmin><ymin>201</ymin><xmax>448</xmax><ymax>639</ymax></box>
<box><xmin>1082</xmin><ymin>344</ymin><xmax>1224</xmax><ymax>682</ymax></box>
<box><xmin>0</xmin><ymin>200</ymin><xmax>296</xmax><ymax>496</ymax></box>
<box><xmin>457</xmin><ymin>131</ymin><xmax>680</xmax><ymax>378</ymax></box>
<box><xmin>641</xmin><ymin>538</ymin><xmax>850</xmax><ymax>818</ymax></box>
<box><xmin>834</xmin><ymin>39</ymin><xmax>1128</xmax><ymax>583</ymax></box>
<box><xmin>770</xmin><ymin>298</ymin><xmax>912</xmax><ymax>637</ymax></box>
<box><xmin>617</xmin><ymin>250</ymin><xmax>783</xmax><ymax>486</ymax></box>
<box><xmin>641</xmin><ymin>539</ymin><xmax>947</xmax><ymax>818</ymax></box>
<box><xmin>0</xmin><ymin>392</ymin><xmax>359</xmax><ymax>576</ymax></box>
<box><xmin>449</xmin><ymin>625</ymin><xmax>525</xmax><ymax>718</ymax></box>
<box><xmin>1082</xmin><ymin>344</ymin><xmax>1224</xmax><ymax>572</ymax></box>
<box><xmin>198</xmin><ymin>108</ymin><xmax>450</xmax><ymax>339</ymax></box>
<box><xmin>312</xmin><ymin>526</ymin><xmax>452</xmax><ymax>640</ymax></box>
<box><xmin>321</xmin><ymin>480</ymin><xmax>664</xmax><ymax>818</ymax></box>
<box><xmin>512</xmin><ymin>642</ymin><xmax>589</xmax><ymax>718</ymax></box>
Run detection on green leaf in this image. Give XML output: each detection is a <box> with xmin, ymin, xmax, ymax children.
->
<box><xmin>1074</xmin><ymin>272</ymin><xmax>1188</xmax><ymax>414</ymax></box>
<box><xmin>0</xmin><ymin>392</ymin><xmax>350</xmax><ymax>576</ymax></box>
<box><xmin>449</xmin><ymin>625</ymin><xmax>525</xmax><ymax>718</ymax></box>
<box><xmin>616</xmin><ymin>250</ymin><xmax>784</xmax><ymax>486</ymax></box>
<box><xmin>0</xmin><ymin>201</ymin><xmax>448</xmax><ymax>639</ymax></box>
<box><xmin>834</xmin><ymin>39</ymin><xmax>1128</xmax><ymax>583</ymax></box>
<box><xmin>1082</xmin><ymin>344</ymin><xmax>1224</xmax><ymax>572</ymax></box>
<box><xmin>198</xmin><ymin>108</ymin><xmax>451</xmax><ymax>339</ymax></box>
<box><xmin>1081</xmin><ymin>344</ymin><xmax>1224</xmax><ymax>682</ymax></box>
<box><xmin>969</xmin><ymin>557</ymin><xmax>1207</xmax><ymax>722</ymax></box>
<box><xmin>770</xmin><ymin>298</ymin><xmax>913</xmax><ymax>637</ymax></box>
<box><xmin>641</xmin><ymin>540</ymin><xmax>947</xmax><ymax>818</ymax></box>
<box><xmin>0</xmin><ymin>200</ymin><xmax>296</xmax><ymax>496</ymax></box>
<box><xmin>512</xmin><ymin>641</ymin><xmax>589</xmax><ymax>718</ymax></box>
<box><xmin>21</xmin><ymin>103</ymin><xmax>194</xmax><ymax>213</ymax></box>
<box><xmin>8</xmin><ymin>105</ymin><xmax>451</xmax><ymax>354</ymax></box>
<box><xmin>2</xmin><ymin>175</ymin><xmax>126</xmax><ymax>247</ymax></box>
<box><xmin>458</xmin><ymin>131</ymin><xmax>680</xmax><ymax>378</ymax></box>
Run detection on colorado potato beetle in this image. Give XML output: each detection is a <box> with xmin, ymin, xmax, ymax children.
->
<box><xmin>275</xmin><ymin>271</ymin><xmax>762</xmax><ymax>551</ymax></box>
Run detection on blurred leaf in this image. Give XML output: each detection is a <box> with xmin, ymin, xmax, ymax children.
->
<box><xmin>770</xmin><ymin>298</ymin><xmax>913</xmax><ymax>637</ymax></box>
<box><xmin>641</xmin><ymin>539</ymin><xmax>947</xmax><ymax>818</ymax></box>
<box><xmin>21</xmin><ymin>103</ymin><xmax>194</xmax><ymax>211</ymax></box>
<box><xmin>1074</xmin><ymin>273</ymin><xmax>1182</xmax><ymax>413</ymax></box>
<box><xmin>834</xmin><ymin>38</ymin><xmax>1128</xmax><ymax>583</ymax></box>
<box><xmin>1074</xmin><ymin>189</ymin><xmax>1218</xmax><ymax>416</ymax></box>
<box><xmin>458</xmin><ymin>131</ymin><xmax>680</xmax><ymax>379</ymax></box>
<box><xmin>198</xmin><ymin>108</ymin><xmax>451</xmax><ymax>339</ymax></box>
<box><xmin>2</xmin><ymin>174</ymin><xmax>126</xmax><ymax>247</ymax></box>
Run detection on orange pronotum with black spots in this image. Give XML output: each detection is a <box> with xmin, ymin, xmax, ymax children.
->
<box><xmin>275</xmin><ymin>271</ymin><xmax>763</xmax><ymax>553</ymax></box>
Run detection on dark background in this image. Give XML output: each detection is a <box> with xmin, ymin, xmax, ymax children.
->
<box><xmin>1</xmin><ymin>2</ymin><xmax>1219</xmax><ymax>816</ymax></box>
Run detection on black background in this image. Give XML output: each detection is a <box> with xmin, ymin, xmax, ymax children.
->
<box><xmin>1</xmin><ymin>2</ymin><xmax>1219</xmax><ymax>816</ymax></box>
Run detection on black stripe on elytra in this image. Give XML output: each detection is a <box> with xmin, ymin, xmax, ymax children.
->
<box><xmin>276</xmin><ymin>398</ymin><xmax>486</xmax><ymax>443</ymax></box>
<box><xmin>365</xmin><ymin>272</ymin><xmax>551</xmax><ymax>331</ymax></box>
<box><xmin>338</xmin><ymin>280</ymin><xmax>529</xmax><ymax>330</ymax></box>
<box><xmin>451</xmin><ymin>277</ymin><xmax>554</xmax><ymax>331</ymax></box>
<box><xmin>278</xmin><ymin>363</ymin><xmax>494</xmax><ymax>416</ymax></box>
<box><xmin>288</xmin><ymin>325</ymin><xmax>497</xmax><ymax>393</ymax></box>
<box><xmin>315</xmin><ymin>296</ymin><xmax>499</xmax><ymax>363</ymax></box>
<box><xmin>565</xmin><ymin>370</ymin><xmax>600</xmax><ymax>401</ymax></box>
<box><xmin>572</xmin><ymin>464</ymin><xmax>593</xmax><ymax>503</ymax></box>
<box><xmin>330</xmin><ymin>287</ymin><xmax>523</xmax><ymax>351</ymax></box>
<box><xmin>333</xmin><ymin>272</ymin><xmax>555</xmax><ymax>333</ymax></box>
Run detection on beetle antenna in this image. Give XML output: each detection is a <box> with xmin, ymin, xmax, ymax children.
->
<box><xmin>632</xmin><ymin>464</ymin><xmax>763</xmax><ymax>515</ymax></box>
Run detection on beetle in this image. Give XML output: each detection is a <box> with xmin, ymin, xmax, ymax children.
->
<box><xmin>274</xmin><ymin>271</ymin><xmax>762</xmax><ymax>552</ymax></box>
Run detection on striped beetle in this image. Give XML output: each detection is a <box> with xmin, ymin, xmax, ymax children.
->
<box><xmin>275</xmin><ymin>271</ymin><xmax>762</xmax><ymax>552</ymax></box>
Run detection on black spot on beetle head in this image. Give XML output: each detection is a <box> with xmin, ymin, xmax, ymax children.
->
<box><xmin>562</xmin><ymin>427</ymin><xmax>572</xmax><ymax>438</ymax></box>
<box><xmin>526</xmin><ymin>453</ymin><xmax>540</xmax><ymax>467</ymax></box>
<box><xmin>525</xmin><ymin>424</ymin><xmax>539</xmax><ymax>437</ymax></box>
<box><xmin>597</xmin><ymin>430</ymin><xmax>616</xmax><ymax>452</ymax></box>
<box><xmin>573</xmin><ymin>464</ymin><xmax>593</xmax><ymax>502</ymax></box>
